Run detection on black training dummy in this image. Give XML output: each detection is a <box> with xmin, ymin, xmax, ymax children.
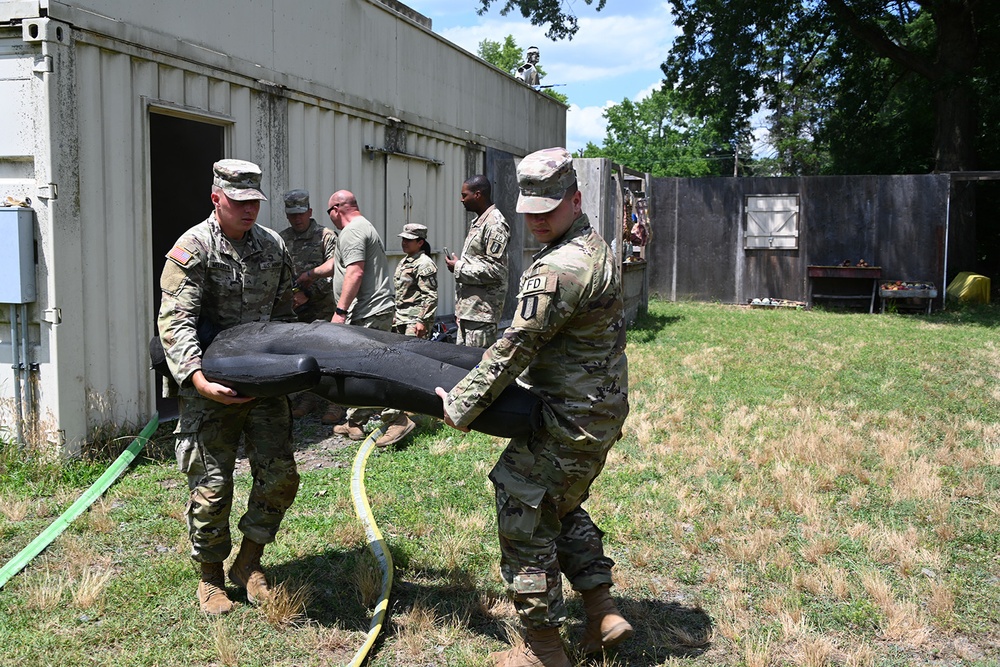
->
<box><xmin>197</xmin><ymin>320</ymin><xmax>541</xmax><ymax>438</ymax></box>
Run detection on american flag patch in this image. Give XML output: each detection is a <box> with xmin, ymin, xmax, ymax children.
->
<box><xmin>167</xmin><ymin>246</ymin><xmax>193</xmax><ymax>266</ymax></box>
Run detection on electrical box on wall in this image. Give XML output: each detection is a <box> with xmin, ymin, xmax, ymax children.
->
<box><xmin>0</xmin><ymin>207</ymin><xmax>36</xmax><ymax>303</ymax></box>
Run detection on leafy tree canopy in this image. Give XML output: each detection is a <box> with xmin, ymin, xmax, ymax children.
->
<box><xmin>476</xmin><ymin>0</ymin><xmax>1000</xmax><ymax>174</ymax></box>
<box><xmin>581</xmin><ymin>87</ymin><xmax>742</xmax><ymax>177</ymax></box>
<box><xmin>477</xmin><ymin>34</ymin><xmax>524</xmax><ymax>74</ymax></box>
<box><xmin>662</xmin><ymin>0</ymin><xmax>997</xmax><ymax>173</ymax></box>
<box><xmin>476</xmin><ymin>0</ymin><xmax>606</xmax><ymax>40</ymax></box>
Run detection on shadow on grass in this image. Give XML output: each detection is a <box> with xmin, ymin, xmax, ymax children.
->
<box><xmin>267</xmin><ymin>545</ymin><xmax>383</xmax><ymax>632</ymax></box>
<box><xmin>810</xmin><ymin>299</ymin><xmax>1000</xmax><ymax>327</ymax></box>
<box><xmin>600</xmin><ymin>599</ymin><xmax>713</xmax><ymax>665</ymax></box>
<box><xmin>930</xmin><ymin>300</ymin><xmax>1000</xmax><ymax>327</ymax></box>
<box><xmin>273</xmin><ymin>543</ymin><xmax>714</xmax><ymax>664</ymax></box>
<box><xmin>627</xmin><ymin>311</ymin><xmax>683</xmax><ymax>344</ymax></box>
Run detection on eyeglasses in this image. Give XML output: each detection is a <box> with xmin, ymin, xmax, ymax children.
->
<box><xmin>326</xmin><ymin>204</ymin><xmax>340</xmax><ymax>215</ymax></box>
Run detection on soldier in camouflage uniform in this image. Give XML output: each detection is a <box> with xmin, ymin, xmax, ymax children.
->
<box><xmin>437</xmin><ymin>149</ymin><xmax>633</xmax><ymax>667</ymax></box>
<box><xmin>446</xmin><ymin>174</ymin><xmax>509</xmax><ymax>347</ymax></box>
<box><xmin>392</xmin><ymin>223</ymin><xmax>438</xmax><ymax>338</ymax></box>
<box><xmin>281</xmin><ymin>189</ymin><xmax>344</xmax><ymax>423</ymax></box>
<box><xmin>157</xmin><ymin>159</ymin><xmax>300</xmax><ymax>616</ymax></box>
<box><xmin>281</xmin><ymin>189</ymin><xmax>337</xmax><ymax>322</ymax></box>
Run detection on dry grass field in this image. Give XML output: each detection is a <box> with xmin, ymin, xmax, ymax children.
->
<box><xmin>1</xmin><ymin>299</ymin><xmax>998</xmax><ymax>666</ymax></box>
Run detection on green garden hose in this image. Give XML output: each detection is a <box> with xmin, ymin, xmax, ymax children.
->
<box><xmin>0</xmin><ymin>414</ymin><xmax>159</xmax><ymax>590</ymax></box>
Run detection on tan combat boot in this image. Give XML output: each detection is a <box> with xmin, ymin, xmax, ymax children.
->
<box><xmin>333</xmin><ymin>421</ymin><xmax>366</xmax><ymax>440</ymax></box>
<box><xmin>198</xmin><ymin>562</ymin><xmax>234</xmax><ymax>615</ymax></box>
<box><xmin>320</xmin><ymin>403</ymin><xmax>346</xmax><ymax>425</ymax></box>
<box><xmin>290</xmin><ymin>392</ymin><xmax>317</xmax><ymax>418</ymax></box>
<box><xmin>579</xmin><ymin>584</ymin><xmax>634</xmax><ymax>654</ymax></box>
<box><xmin>229</xmin><ymin>539</ymin><xmax>271</xmax><ymax>604</ymax></box>
<box><xmin>490</xmin><ymin>627</ymin><xmax>571</xmax><ymax>667</ymax></box>
<box><xmin>374</xmin><ymin>414</ymin><xmax>416</xmax><ymax>448</ymax></box>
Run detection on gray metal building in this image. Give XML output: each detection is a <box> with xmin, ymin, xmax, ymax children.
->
<box><xmin>0</xmin><ymin>0</ymin><xmax>566</xmax><ymax>454</ymax></box>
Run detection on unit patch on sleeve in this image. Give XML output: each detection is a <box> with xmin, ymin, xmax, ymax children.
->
<box><xmin>511</xmin><ymin>273</ymin><xmax>557</xmax><ymax>332</ymax></box>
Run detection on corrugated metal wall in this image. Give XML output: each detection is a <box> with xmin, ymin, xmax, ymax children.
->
<box><xmin>0</xmin><ymin>0</ymin><xmax>566</xmax><ymax>452</ymax></box>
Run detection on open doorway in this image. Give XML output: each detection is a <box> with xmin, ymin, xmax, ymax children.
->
<box><xmin>149</xmin><ymin>112</ymin><xmax>225</xmax><ymax>419</ymax></box>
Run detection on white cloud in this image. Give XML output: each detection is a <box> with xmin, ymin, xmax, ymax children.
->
<box><xmin>435</xmin><ymin>3</ymin><xmax>676</xmax><ymax>101</ymax></box>
<box><xmin>633</xmin><ymin>81</ymin><xmax>662</xmax><ymax>102</ymax></box>
<box><xmin>566</xmin><ymin>102</ymin><xmax>615</xmax><ymax>151</ymax></box>
<box><xmin>425</xmin><ymin>1</ymin><xmax>678</xmax><ymax>153</ymax></box>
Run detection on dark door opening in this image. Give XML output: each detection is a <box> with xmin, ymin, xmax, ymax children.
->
<box><xmin>149</xmin><ymin>112</ymin><xmax>225</xmax><ymax>419</ymax></box>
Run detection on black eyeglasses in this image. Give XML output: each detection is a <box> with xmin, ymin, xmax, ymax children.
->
<box><xmin>326</xmin><ymin>204</ymin><xmax>340</xmax><ymax>215</ymax></box>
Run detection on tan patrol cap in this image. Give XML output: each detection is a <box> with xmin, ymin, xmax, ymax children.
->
<box><xmin>213</xmin><ymin>159</ymin><xmax>267</xmax><ymax>201</ymax></box>
<box><xmin>398</xmin><ymin>223</ymin><xmax>428</xmax><ymax>240</ymax></box>
<box><xmin>283</xmin><ymin>189</ymin><xmax>310</xmax><ymax>214</ymax></box>
<box><xmin>515</xmin><ymin>147</ymin><xmax>576</xmax><ymax>214</ymax></box>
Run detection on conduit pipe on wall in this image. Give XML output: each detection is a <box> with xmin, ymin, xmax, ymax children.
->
<box><xmin>20</xmin><ymin>303</ymin><xmax>33</xmax><ymax>421</ymax></box>
<box><xmin>8</xmin><ymin>304</ymin><xmax>24</xmax><ymax>447</ymax></box>
<box><xmin>5</xmin><ymin>304</ymin><xmax>33</xmax><ymax>449</ymax></box>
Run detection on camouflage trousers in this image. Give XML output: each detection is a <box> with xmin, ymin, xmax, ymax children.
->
<box><xmin>391</xmin><ymin>321</ymin><xmax>431</xmax><ymax>338</ymax></box>
<box><xmin>489</xmin><ymin>427</ymin><xmax>617</xmax><ymax>629</ymax></box>
<box><xmin>294</xmin><ymin>293</ymin><xmax>336</xmax><ymax>324</ymax></box>
<box><xmin>456</xmin><ymin>319</ymin><xmax>498</xmax><ymax>348</ymax></box>
<box><xmin>174</xmin><ymin>395</ymin><xmax>299</xmax><ymax>563</ymax></box>
<box><xmin>346</xmin><ymin>308</ymin><xmax>401</xmax><ymax>426</ymax></box>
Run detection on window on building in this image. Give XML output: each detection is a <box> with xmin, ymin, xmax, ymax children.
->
<box><xmin>745</xmin><ymin>194</ymin><xmax>799</xmax><ymax>249</ymax></box>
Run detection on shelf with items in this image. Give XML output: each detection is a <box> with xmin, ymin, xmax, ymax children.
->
<box><xmin>879</xmin><ymin>281</ymin><xmax>937</xmax><ymax>314</ymax></box>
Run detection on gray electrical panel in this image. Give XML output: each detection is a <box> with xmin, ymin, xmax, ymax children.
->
<box><xmin>0</xmin><ymin>207</ymin><xmax>36</xmax><ymax>303</ymax></box>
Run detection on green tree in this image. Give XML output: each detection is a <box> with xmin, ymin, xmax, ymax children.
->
<box><xmin>476</xmin><ymin>35</ymin><xmax>569</xmax><ymax>104</ymax></box>
<box><xmin>477</xmin><ymin>34</ymin><xmax>523</xmax><ymax>74</ymax></box>
<box><xmin>662</xmin><ymin>0</ymin><xmax>998</xmax><ymax>172</ymax></box>
<box><xmin>582</xmin><ymin>87</ymin><xmax>739</xmax><ymax>177</ymax></box>
<box><xmin>476</xmin><ymin>0</ymin><xmax>1000</xmax><ymax>173</ymax></box>
<box><xmin>476</xmin><ymin>0</ymin><xmax>607</xmax><ymax>40</ymax></box>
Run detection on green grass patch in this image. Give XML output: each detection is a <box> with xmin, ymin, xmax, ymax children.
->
<box><xmin>1</xmin><ymin>299</ymin><xmax>998</xmax><ymax>665</ymax></box>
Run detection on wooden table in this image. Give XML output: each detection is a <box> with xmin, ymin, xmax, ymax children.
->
<box><xmin>807</xmin><ymin>266</ymin><xmax>882</xmax><ymax>313</ymax></box>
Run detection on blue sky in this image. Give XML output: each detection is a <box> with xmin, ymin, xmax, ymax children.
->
<box><xmin>401</xmin><ymin>1</ymin><xmax>680</xmax><ymax>153</ymax></box>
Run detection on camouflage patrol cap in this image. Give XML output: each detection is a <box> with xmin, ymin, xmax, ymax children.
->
<box><xmin>213</xmin><ymin>159</ymin><xmax>267</xmax><ymax>201</ymax></box>
<box><xmin>283</xmin><ymin>189</ymin><xmax>310</xmax><ymax>214</ymax></box>
<box><xmin>516</xmin><ymin>147</ymin><xmax>576</xmax><ymax>214</ymax></box>
<box><xmin>398</xmin><ymin>223</ymin><xmax>428</xmax><ymax>240</ymax></box>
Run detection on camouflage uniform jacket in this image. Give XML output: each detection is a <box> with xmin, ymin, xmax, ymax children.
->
<box><xmin>157</xmin><ymin>213</ymin><xmax>296</xmax><ymax>397</ymax></box>
<box><xmin>444</xmin><ymin>213</ymin><xmax>628</xmax><ymax>446</ymax></box>
<box><xmin>393</xmin><ymin>250</ymin><xmax>438</xmax><ymax>328</ymax></box>
<box><xmin>454</xmin><ymin>204</ymin><xmax>509</xmax><ymax>324</ymax></box>
<box><xmin>280</xmin><ymin>219</ymin><xmax>337</xmax><ymax>319</ymax></box>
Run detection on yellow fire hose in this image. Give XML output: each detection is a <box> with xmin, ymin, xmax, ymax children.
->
<box><xmin>347</xmin><ymin>426</ymin><xmax>394</xmax><ymax>667</ymax></box>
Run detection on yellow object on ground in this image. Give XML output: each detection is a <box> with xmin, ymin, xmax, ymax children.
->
<box><xmin>946</xmin><ymin>272</ymin><xmax>991</xmax><ymax>304</ymax></box>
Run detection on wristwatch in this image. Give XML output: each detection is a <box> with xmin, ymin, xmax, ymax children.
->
<box><xmin>335</xmin><ymin>307</ymin><xmax>349</xmax><ymax>316</ymax></box>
